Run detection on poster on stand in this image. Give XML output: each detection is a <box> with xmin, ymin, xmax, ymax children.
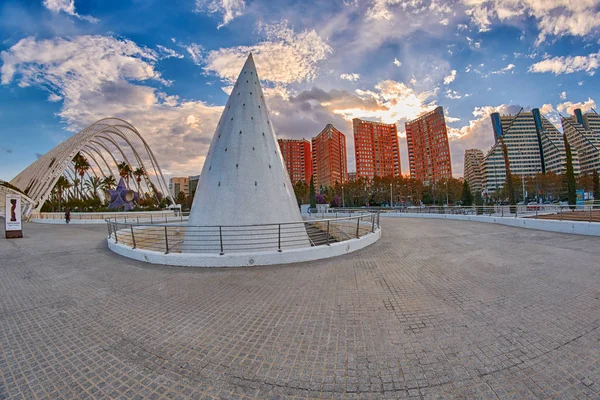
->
<box><xmin>5</xmin><ymin>194</ymin><xmax>23</xmax><ymax>238</ymax></box>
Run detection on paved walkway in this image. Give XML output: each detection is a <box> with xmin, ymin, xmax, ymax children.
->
<box><xmin>0</xmin><ymin>219</ymin><xmax>599</xmax><ymax>399</ymax></box>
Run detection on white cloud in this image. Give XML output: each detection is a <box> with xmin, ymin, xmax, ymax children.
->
<box><xmin>393</xmin><ymin>58</ymin><xmax>401</xmax><ymax>67</ymax></box>
<box><xmin>1</xmin><ymin>35</ymin><xmax>223</xmax><ymax>178</ymax></box>
<box><xmin>463</xmin><ymin>0</ymin><xmax>600</xmax><ymax>45</ymax></box>
<box><xmin>195</xmin><ymin>0</ymin><xmax>246</xmax><ymax>28</ymax></box>
<box><xmin>333</xmin><ymin>80</ymin><xmax>437</xmax><ymax>127</ymax></box>
<box><xmin>185</xmin><ymin>44</ymin><xmax>204</xmax><ymax>65</ymax></box>
<box><xmin>557</xmin><ymin>98</ymin><xmax>597</xmax><ymax>115</ymax></box>
<box><xmin>445</xmin><ymin>89</ymin><xmax>462</xmax><ymax>99</ymax></box>
<box><xmin>157</xmin><ymin>45</ymin><xmax>184</xmax><ymax>59</ymax></box>
<box><xmin>204</xmin><ymin>21</ymin><xmax>332</xmax><ymax>85</ymax></box>
<box><xmin>43</xmin><ymin>0</ymin><xmax>98</xmax><ymax>22</ymax></box>
<box><xmin>443</xmin><ymin>69</ymin><xmax>457</xmax><ymax>85</ymax></box>
<box><xmin>340</xmin><ymin>73</ymin><xmax>360</xmax><ymax>81</ymax></box>
<box><xmin>560</xmin><ymin>91</ymin><xmax>567</xmax><ymax>100</ymax></box>
<box><xmin>529</xmin><ymin>51</ymin><xmax>600</xmax><ymax>75</ymax></box>
<box><xmin>490</xmin><ymin>63</ymin><xmax>515</xmax><ymax>74</ymax></box>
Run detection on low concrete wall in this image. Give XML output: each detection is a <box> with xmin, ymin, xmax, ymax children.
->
<box><xmin>382</xmin><ymin>213</ymin><xmax>600</xmax><ymax>237</ymax></box>
<box><xmin>107</xmin><ymin>228</ymin><xmax>381</xmax><ymax>267</ymax></box>
<box><xmin>32</xmin><ymin>211</ymin><xmax>185</xmax><ymax>225</ymax></box>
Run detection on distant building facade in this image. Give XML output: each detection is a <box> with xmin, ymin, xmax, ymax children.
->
<box><xmin>483</xmin><ymin>108</ymin><xmax>579</xmax><ymax>192</ymax></box>
<box><xmin>405</xmin><ymin>106</ymin><xmax>452</xmax><ymax>185</ymax></box>
<box><xmin>347</xmin><ymin>172</ymin><xmax>357</xmax><ymax>182</ymax></box>
<box><xmin>561</xmin><ymin>109</ymin><xmax>600</xmax><ymax>174</ymax></box>
<box><xmin>463</xmin><ymin>149</ymin><xmax>485</xmax><ymax>194</ymax></box>
<box><xmin>353</xmin><ymin>118</ymin><xmax>401</xmax><ymax>179</ymax></box>
<box><xmin>278</xmin><ymin>139</ymin><xmax>313</xmax><ymax>184</ymax></box>
<box><xmin>312</xmin><ymin>124</ymin><xmax>348</xmax><ymax>187</ymax></box>
<box><xmin>169</xmin><ymin>177</ymin><xmax>189</xmax><ymax>198</ymax></box>
<box><xmin>188</xmin><ymin>175</ymin><xmax>200</xmax><ymax>199</ymax></box>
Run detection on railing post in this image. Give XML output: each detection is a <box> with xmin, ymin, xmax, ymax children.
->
<box><xmin>150</xmin><ymin>214</ymin><xmax>153</xmax><ymax>224</ymax></box>
<box><xmin>165</xmin><ymin>214</ymin><xmax>167</xmax><ymax>223</ymax></box>
<box><xmin>219</xmin><ymin>226</ymin><xmax>224</xmax><ymax>255</ymax></box>
<box><xmin>107</xmin><ymin>222</ymin><xmax>112</xmax><ymax>238</ymax></box>
<box><xmin>371</xmin><ymin>213</ymin><xmax>375</xmax><ymax>233</ymax></box>
<box><xmin>355</xmin><ymin>217</ymin><xmax>360</xmax><ymax>238</ymax></box>
<box><xmin>164</xmin><ymin>226</ymin><xmax>169</xmax><ymax>254</ymax></box>
<box><xmin>326</xmin><ymin>221</ymin><xmax>330</xmax><ymax>246</ymax></box>
<box><xmin>114</xmin><ymin>224</ymin><xmax>118</xmax><ymax>243</ymax></box>
<box><xmin>278</xmin><ymin>224</ymin><xmax>282</xmax><ymax>252</ymax></box>
<box><xmin>130</xmin><ymin>225</ymin><xmax>136</xmax><ymax>249</ymax></box>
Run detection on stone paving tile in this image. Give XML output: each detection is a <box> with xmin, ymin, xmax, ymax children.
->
<box><xmin>0</xmin><ymin>219</ymin><xmax>599</xmax><ymax>399</ymax></box>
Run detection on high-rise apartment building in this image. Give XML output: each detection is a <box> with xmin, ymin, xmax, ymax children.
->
<box><xmin>169</xmin><ymin>177</ymin><xmax>189</xmax><ymax>198</ymax></box>
<box><xmin>463</xmin><ymin>149</ymin><xmax>485</xmax><ymax>194</ymax></box>
<box><xmin>561</xmin><ymin>109</ymin><xmax>600</xmax><ymax>174</ymax></box>
<box><xmin>277</xmin><ymin>139</ymin><xmax>313</xmax><ymax>184</ymax></box>
<box><xmin>353</xmin><ymin>118</ymin><xmax>401</xmax><ymax>179</ymax></box>
<box><xmin>483</xmin><ymin>108</ymin><xmax>580</xmax><ymax>192</ymax></box>
<box><xmin>405</xmin><ymin>106</ymin><xmax>452</xmax><ymax>184</ymax></box>
<box><xmin>311</xmin><ymin>124</ymin><xmax>348</xmax><ymax>187</ymax></box>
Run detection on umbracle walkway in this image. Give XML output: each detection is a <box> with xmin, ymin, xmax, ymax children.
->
<box><xmin>0</xmin><ymin>219</ymin><xmax>599</xmax><ymax>399</ymax></box>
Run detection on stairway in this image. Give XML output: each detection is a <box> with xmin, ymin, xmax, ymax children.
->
<box><xmin>305</xmin><ymin>224</ymin><xmax>338</xmax><ymax>246</ymax></box>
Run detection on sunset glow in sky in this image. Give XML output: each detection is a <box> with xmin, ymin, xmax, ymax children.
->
<box><xmin>1</xmin><ymin>0</ymin><xmax>599</xmax><ymax>180</ymax></box>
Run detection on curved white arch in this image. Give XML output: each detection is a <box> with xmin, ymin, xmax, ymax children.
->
<box><xmin>10</xmin><ymin>118</ymin><xmax>174</xmax><ymax>214</ymax></box>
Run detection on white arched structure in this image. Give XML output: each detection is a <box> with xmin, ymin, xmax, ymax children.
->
<box><xmin>10</xmin><ymin>118</ymin><xmax>173</xmax><ymax>214</ymax></box>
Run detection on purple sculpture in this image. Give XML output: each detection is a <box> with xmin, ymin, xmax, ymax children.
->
<box><xmin>107</xmin><ymin>178</ymin><xmax>138</xmax><ymax>211</ymax></box>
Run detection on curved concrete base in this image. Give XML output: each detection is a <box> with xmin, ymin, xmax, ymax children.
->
<box><xmin>382</xmin><ymin>213</ymin><xmax>600</xmax><ymax>236</ymax></box>
<box><xmin>107</xmin><ymin>228</ymin><xmax>381</xmax><ymax>267</ymax></box>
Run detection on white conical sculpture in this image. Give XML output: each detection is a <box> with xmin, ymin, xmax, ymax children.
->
<box><xmin>186</xmin><ymin>53</ymin><xmax>310</xmax><ymax>253</ymax></box>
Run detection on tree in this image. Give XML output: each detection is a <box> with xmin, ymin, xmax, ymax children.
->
<box><xmin>176</xmin><ymin>191</ymin><xmax>186</xmax><ymax>206</ymax></box>
<box><xmin>501</xmin><ymin>139</ymin><xmax>517</xmax><ymax>210</ymax></box>
<box><xmin>563</xmin><ymin>133</ymin><xmax>577</xmax><ymax>208</ymax></box>
<box><xmin>116</xmin><ymin>162</ymin><xmax>133</xmax><ymax>187</ymax></box>
<box><xmin>133</xmin><ymin>167</ymin><xmax>145</xmax><ymax>194</ymax></box>
<box><xmin>293</xmin><ymin>180</ymin><xmax>308</xmax><ymax>205</ymax></box>
<box><xmin>461</xmin><ymin>180</ymin><xmax>473</xmax><ymax>206</ymax></box>
<box><xmin>84</xmin><ymin>176</ymin><xmax>103</xmax><ymax>199</ymax></box>
<box><xmin>73</xmin><ymin>152</ymin><xmax>90</xmax><ymax>200</ymax></box>
<box><xmin>101</xmin><ymin>175</ymin><xmax>117</xmax><ymax>191</ymax></box>
<box><xmin>593</xmin><ymin>170</ymin><xmax>600</xmax><ymax>202</ymax></box>
<box><xmin>309</xmin><ymin>175</ymin><xmax>316</xmax><ymax>209</ymax></box>
<box><xmin>330</xmin><ymin>195</ymin><xmax>341</xmax><ymax>208</ymax></box>
<box><xmin>54</xmin><ymin>176</ymin><xmax>71</xmax><ymax>212</ymax></box>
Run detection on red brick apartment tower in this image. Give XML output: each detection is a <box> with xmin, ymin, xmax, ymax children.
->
<box><xmin>311</xmin><ymin>124</ymin><xmax>348</xmax><ymax>187</ymax></box>
<box><xmin>353</xmin><ymin>118</ymin><xmax>401</xmax><ymax>179</ymax></box>
<box><xmin>277</xmin><ymin>139</ymin><xmax>313</xmax><ymax>184</ymax></box>
<box><xmin>405</xmin><ymin>106</ymin><xmax>452</xmax><ymax>185</ymax></box>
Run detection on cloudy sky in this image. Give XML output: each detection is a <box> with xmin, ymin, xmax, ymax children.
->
<box><xmin>1</xmin><ymin>0</ymin><xmax>599</xmax><ymax>181</ymax></box>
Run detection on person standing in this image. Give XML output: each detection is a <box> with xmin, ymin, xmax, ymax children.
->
<box><xmin>65</xmin><ymin>208</ymin><xmax>71</xmax><ymax>224</ymax></box>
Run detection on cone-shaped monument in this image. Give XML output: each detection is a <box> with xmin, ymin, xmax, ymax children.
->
<box><xmin>187</xmin><ymin>54</ymin><xmax>309</xmax><ymax>251</ymax></box>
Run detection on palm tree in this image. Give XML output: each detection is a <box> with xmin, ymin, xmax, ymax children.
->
<box><xmin>101</xmin><ymin>175</ymin><xmax>117</xmax><ymax>191</ymax></box>
<box><xmin>54</xmin><ymin>175</ymin><xmax>71</xmax><ymax>212</ymax></box>
<box><xmin>133</xmin><ymin>167</ymin><xmax>145</xmax><ymax>194</ymax></box>
<box><xmin>73</xmin><ymin>152</ymin><xmax>90</xmax><ymax>200</ymax></box>
<box><xmin>116</xmin><ymin>162</ymin><xmax>133</xmax><ymax>187</ymax></box>
<box><xmin>84</xmin><ymin>176</ymin><xmax>103</xmax><ymax>199</ymax></box>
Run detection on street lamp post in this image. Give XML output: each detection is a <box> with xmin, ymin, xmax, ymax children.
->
<box><xmin>390</xmin><ymin>183</ymin><xmax>393</xmax><ymax>208</ymax></box>
<box><xmin>445</xmin><ymin>180</ymin><xmax>449</xmax><ymax>206</ymax></box>
<box><xmin>342</xmin><ymin>185</ymin><xmax>345</xmax><ymax>208</ymax></box>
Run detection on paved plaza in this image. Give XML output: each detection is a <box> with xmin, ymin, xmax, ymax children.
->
<box><xmin>1</xmin><ymin>218</ymin><xmax>599</xmax><ymax>399</ymax></box>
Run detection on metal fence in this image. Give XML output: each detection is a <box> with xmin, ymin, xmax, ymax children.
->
<box><xmin>35</xmin><ymin>211</ymin><xmax>185</xmax><ymax>223</ymax></box>
<box><xmin>331</xmin><ymin>205</ymin><xmax>600</xmax><ymax>223</ymax></box>
<box><xmin>106</xmin><ymin>213</ymin><xmax>380</xmax><ymax>255</ymax></box>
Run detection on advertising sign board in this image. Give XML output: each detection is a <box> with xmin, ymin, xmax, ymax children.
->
<box><xmin>5</xmin><ymin>194</ymin><xmax>23</xmax><ymax>238</ymax></box>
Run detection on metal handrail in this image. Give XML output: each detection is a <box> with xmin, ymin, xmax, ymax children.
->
<box><xmin>106</xmin><ymin>212</ymin><xmax>380</xmax><ymax>255</ymax></box>
<box><xmin>331</xmin><ymin>204</ymin><xmax>600</xmax><ymax>223</ymax></box>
